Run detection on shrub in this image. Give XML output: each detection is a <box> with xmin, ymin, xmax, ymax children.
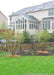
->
<box><xmin>49</xmin><ymin>47</ymin><xmax>54</xmax><ymax>50</ymax></box>
<box><xmin>31</xmin><ymin>51</ymin><xmax>34</xmax><ymax>56</ymax></box>
<box><xmin>6</xmin><ymin>41</ymin><xmax>18</xmax><ymax>55</ymax></box>
<box><xmin>40</xmin><ymin>30</ymin><xmax>50</xmax><ymax>42</ymax></box>
<box><xmin>34</xmin><ymin>30</ymin><xmax>51</xmax><ymax>51</ymax></box>
<box><xmin>50</xmin><ymin>31</ymin><xmax>54</xmax><ymax>42</ymax></box>
<box><xmin>15</xmin><ymin>31</ymin><xmax>24</xmax><ymax>51</ymax></box>
<box><xmin>23</xmin><ymin>30</ymin><xmax>32</xmax><ymax>43</ymax></box>
<box><xmin>25</xmin><ymin>52</ymin><xmax>28</xmax><ymax>55</ymax></box>
<box><xmin>47</xmin><ymin>46</ymin><xmax>50</xmax><ymax>48</ymax></box>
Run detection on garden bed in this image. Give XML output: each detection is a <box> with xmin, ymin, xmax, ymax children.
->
<box><xmin>16</xmin><ymin>49</ymin><xmax>54</xmax><ymax>56</ymax></box>
<box><xmin>7</xmin><ymin>55</ymin><xmax>20</xmax><ymax>57</ymax></box>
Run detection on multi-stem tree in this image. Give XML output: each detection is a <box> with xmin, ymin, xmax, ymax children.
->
<box><xmin>34</xmin><ymin>30</ymin><xmax>50</xmax><ymax>51</ymax></box>
<box><xmin>15</xmin><ymin>31</ymin><xmax>24</xmax><ymax>51</ymax></box>
<box><xmin>1</xmin><ymin>30</ymin><xmax>16</xmax><ymax>55</ymax></box>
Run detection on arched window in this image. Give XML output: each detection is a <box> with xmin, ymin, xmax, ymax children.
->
<box><xmin>16</xmin><ymin>15</ymin><xmax>27</xmax><ymax>30</ymax></box>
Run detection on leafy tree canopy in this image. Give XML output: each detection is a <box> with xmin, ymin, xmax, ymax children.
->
<box><xmin>40</xmin><ymin>30</ymin><xmax>51</xmax><ymax>42</ymax></box>
<box><xmin>0</xmin><ymin>36</ymin><xmax>3</xmax><ymax>39</ymax></box>
<box><xmin>50</xmin><ymin>31</ymin><xmax>54</xmax><ymax>42</ymax></box>
<box><xmin>1</xmin><ymin>30</ymin><xmax>15</xmax><ymax>40</ymax></box>
<box><xmin>34</xmin><ymin>30</ymin><xmax>50</xmax><ymax>42</ymax></box>
<box><xmin>1</xmin><ymin>21</ymin><xmax>7</xmax><ymax>29</ymax></box>
<box><xmin>15</xmin><ymin>31</ymin><xmax>24</xmax><ymax>43</ymax></box>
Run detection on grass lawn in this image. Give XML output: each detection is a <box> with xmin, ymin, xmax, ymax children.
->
<box><xmin>0</xmin><ymin>52</ymin><xmax>54</xmax><ymax>75</ymax></box>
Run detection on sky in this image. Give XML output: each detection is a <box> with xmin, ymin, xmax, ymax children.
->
<box><xmin>0</xmin><ymin>0</ymin><xmax>53</xmax><ymax>18</ymax></box>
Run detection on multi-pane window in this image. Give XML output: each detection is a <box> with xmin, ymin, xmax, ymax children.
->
<box><xmin>21</xmin><ymin>24</ymin><xmax>22</xmax><ymax>29</ymax></box>
<box><xmin>9</xmin><ymin>25</ymin><xmax>15</xmax><ymax>30</ymax></box>
<box><xmin>22</xmin><ymin>18</ymin><xmax>24</xmax><ymax>23</ymax></box>
<box><xmin>35</xmin><ymin>24</ymin><xmax>39</xmax><ymax>29</ymax></box>
<box><xmin>43</xmin><ymin>21</ymin><xmax>50</xmax><ymax>29</ymax></box>
<box><xmin>29</xmin><ymin>22</ymin><xmax>39</xmax><ymax>29</ymax></box>
<box><xmin>23</xmin><ymin>24</ymin><xmax>24</xmax><ymax>29</ymax></box>
<box><xmin>29</xmin><ymin>22</ymin><xmax>33</xmax><ymax>29</ymax></box>
<box><xmin>10</xmin><ymin>16</ymin><xmax>12</xmax><ymax>21</ymax></box>
<box><xmin>47</xmin><ymin>21</ymin><xmax>50</xmax><ymax>29</ymax></box>
<box><xmin>52</xmin><ymin>21</ymin><xmax>54</xmax><ymax>29</ymax></box>
<box><xmin>43</xmin><ymin>22</ymin><xmax>47</xmax><ymax>29</ymax></box>
<box><xmin>16</xmin><ymin>25</ymin><xmax>20</xmax><ymax>30</ymax></box>
<box><xmin>32</xmin><ymin>24</ymin><xmax>33</xmax><ymax>29</ymax></box>
<box><xmin>9</xmin><ymin>25</ymin><xmax>13</xmax><ymax>29</ymax></box>
<box><xmin>16</xmin><ymin>15</ymin><xmax>27</xmax><ymax>30</ymax></box>
<box><xmin>25</xmin><ymin>24</ymin><xmax>27</xmax><ymax>29</ymax></box>
<box><xmin>29</xmin><ymin>22</ymin><xmax>31</xmax><ymax>29</ymax></box>
<box><xmin>24</xmin><ymin>19</ymin><xmax>27</xmax><ymax>29</ymax></box>
<box><xmin>49</xmin><ymin>9</ymin><xmax>54</xmax><ymax>16</ymax></box>
<box><xmin>25</xmin><ymin>19</ymin><xmax>27</xmax><ymax>23</ymax></box>
<box><xmin>29</xmin><ymin>23</ymin><xmax>31</xmax><ymax>29</ymax></box>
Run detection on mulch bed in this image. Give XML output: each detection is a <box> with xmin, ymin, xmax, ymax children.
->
<box><xmin>37</xmin><ymin>51</ymin><xmax>48</xmax><ymax>53</ymax></box>
<box><xmin>16</xmin><ymin>49</ymin><xmax>54</xmax><ymax>56</ymax></box>
<box><xmin>7</xmin><ymin>55</ymin><xmax>20</xmax><ymax>57</ymax></box>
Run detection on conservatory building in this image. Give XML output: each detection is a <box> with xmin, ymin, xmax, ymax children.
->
<box><xmin>9</xmin><ymin>14</ymin><xmax>40</xmax><ymax>36</ymax></box>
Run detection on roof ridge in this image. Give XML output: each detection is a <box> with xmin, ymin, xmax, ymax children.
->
<box><xmin>9</xmin><ymin>0</ymin><xmax>54</xmax><ymax>16</ymax></box>
<box><xmin>15</xmin><ymin>0</ymin><xmax>54</xmax><ymax>12</ymax></box>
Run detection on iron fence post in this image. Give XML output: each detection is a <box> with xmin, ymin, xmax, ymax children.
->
<box><xmin>32</xmin><ymin>39</ymin><xmax>33</xmax><ymax>50</ymax></box>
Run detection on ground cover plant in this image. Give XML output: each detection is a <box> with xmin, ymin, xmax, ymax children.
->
<box><xmin>0</xmin><ymin>52</ymin><xmax>54</xmax><ymax>75</ymax></box>
<box><xmin>47</xmin><ymin>46</ymin><xmax>54</xmax><ymax>50</ymax></box>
